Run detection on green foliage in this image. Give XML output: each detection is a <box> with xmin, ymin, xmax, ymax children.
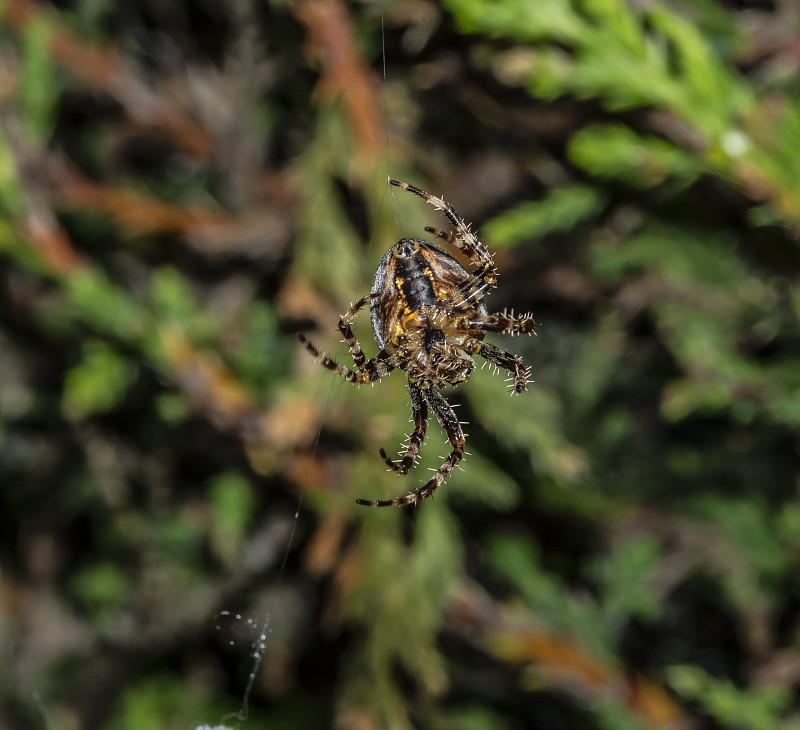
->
<box><xmin>150</xmin><ymin>513</ymin><xmax>207</xmax><ymax>569</ymax></box>
<box><xmin>448</xmin><ymin>0</ymin><xmax>800</xmax><ymax>223</ymax></box>
<box><xmin>341</xmin><ymin>504</ymin><xmax>463</xmax><ymax>727</ymax></box>
<box><xmin>592</xmin><ymin>699</ymin><xmax>651</xmax><ymax>730</ymax></box>
<box><xmin>466</xmin><ymin>369</ymin><xmax>586</xmax><ymax>488</ymax></box>
<box><xmin>568</xmin><ymin>124</ymin><xmax>699</xmax><ymax>187</ymax></box>
<box><xmin>432</xmin><ymin>705</ymin><xmax>508</xmax><ymax>730</ymax></box>
<box><xmin>688</xmin><ymin>495</ymin><xmax>797</xmax><ymax>613</ymax></box>
<box><xmin>448</xmin><ymin>450</ymin><xmax>520</xmax><ymax>509</ymax></box>
<box><xmin>63</xmin><ymin>268</ymin><xmax>148</xmax><ymax>345</ymax></box>
<box><xmin>19</xmin><ymin>19</ymin><xmax>59</xmax><ymax>142</ymax></box>
<box><xmin>0</xmin><ymin>137</ymin><xmax>25</xmax><ymax>219</ymax></box>
<box><xmin>70</xmin><ymin>562</ymin><xmax>131</xmax><ymax>618</ymax></box>
<box><xmin>485</xmin><ymin>184</ymin><xmax>607</xmax><ymax>246</ymax></box>
<box><xmin>110</xmin><ymin>677</ymin><xmax>232</xmax><ymax>730</ymax></box>
<box><xmin>62</xmin><ymin>340</ymin><xmax>137</xmax><ymax>420</ymax></box>
<box><xmin>231</xmin><ymin>302</ymin><xmax>291</xmax><ymax>391</ymax></box>
<box><xmin>208</xmin><ymin>472</ymin><xmax>256</xmax><ymax>567</ymax></box>
<box><xmin>3</xmin><ymin>1</ymin><xmax>800</xmax><ymax>729</ymax></box>
<box><xmin>667</xmin><ymin>665</ymin><xmax>797</xmax><ymax>730</ymax></box>
<box><xmin>587</xmin><ymin>535</ymin><xmax>663</xmax><ymax>631</ymax></box>
<box><xmin>488</xmin><ymin>534</ymin><xmax>617</xmax><ymax>665</ymax></box>
<box><xmin>155</xmin><ymin>391</ymin><xmax>190</xmax><ymax>423</ymax></box>
<box><xmin>295</xmin><ymin>111</ymin><xmax>366</xmax><ymax>303</ymax></box>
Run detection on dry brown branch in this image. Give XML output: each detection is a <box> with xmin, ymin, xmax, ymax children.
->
<box><xmin>293</xmin><ymin>0</ymin><xmax>382</xmax><ymax>158</ymax></box>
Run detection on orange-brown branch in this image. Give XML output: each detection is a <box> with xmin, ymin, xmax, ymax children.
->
<box><xmin>293</xmin><ymin>0</ymin><xmax>382</xmax><ymax>158</ymax></box>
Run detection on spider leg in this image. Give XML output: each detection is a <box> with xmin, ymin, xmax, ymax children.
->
<box><xmin>297</xmin><ymin>333</ymin><xmax>394</xmax><ymax>384</ymax></box>
<box><xmin>298</xmin><ymin>294</ymin><xmax>396</xmax><ymax>384</ymax></box>
<box><xmin>380</xmin><ymin>380</ymin><xmax>428</xmax><ymax>474</ymax></box>
<box><xmin>468</xmin><ymin>310</ymin><xmax>536</xmax><ymax>336</ymax></box>
<box><xmin>424</xmin><ymin>226</ymin><xmax>457</xmax><ymax>246</ymax></box>
<box><xmin>468</xmin><ymin>338</ymin><xmax>531</xmax><ymax>393</ymax></box>
<box><xmin>423</xmin><ymin>226</ymin><xmax>495</xmax><ymax>307</ymax></box>
<box><xmin>338</xmin><ymin>295</ymin><xmax>372</xmax><ymax>372</ymax></box>
<box><xmin>357</xmin><ymin>388</ymin><xmax>464</xmax><ymax>507</ymax></box>
<box><xmin>391</xmin><ymin>179</ymin><xmax>498</xmax><ymax>292</ymax></box>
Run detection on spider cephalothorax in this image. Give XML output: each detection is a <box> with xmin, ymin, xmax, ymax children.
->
<box><xmin>297</xmin><ymin>179</ymin><xmax>535</xmax><ymax>507</ymax></box>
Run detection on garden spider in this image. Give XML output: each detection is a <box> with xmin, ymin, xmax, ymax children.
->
<box><xmin>297</xmin><ymin>179</ymin><xmax>535</xmax><ymax>507</ymax></box>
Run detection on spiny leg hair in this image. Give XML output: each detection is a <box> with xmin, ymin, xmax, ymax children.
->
<box><xmin>471</xmin><ymin>339</ymin><xmax>531</xmax><ymax>393</ymax></box>
<box><xmin>338</xmin><ymin>295</ymin><xmax>372</xmax><ymax>371</ymax></box>
<box><xmin>467</xmin><ymin>310</ymin><xmax>536</xmax><ymax>336</ymax></box>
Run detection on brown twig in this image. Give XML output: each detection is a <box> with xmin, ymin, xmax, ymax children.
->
<box><xmin>292</xmin><ymin>0</ymin><xmax>383</xmax><ymax>158</ymax></box>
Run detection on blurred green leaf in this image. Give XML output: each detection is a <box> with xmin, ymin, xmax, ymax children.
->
<box><xmin>667</xmin><ymin>665</ymin><xmax>793</xmax><ymax>730</ymax></box>
<box><xmin>691</xmin><ymin>495</ymin><xmax>792</xmax><ymax>594</ymax></box>
<box><xmin>466</xmin><ymin>368</ymin><xmax>587</xmax><ymax>488</ymax></box>
<box><xmin>150</xmin><ymin>267</ymin><xmax>218</xmax><ymax>344</ymax></box>
<box><xmin>70</xmin><ymin>562</ymin><xmax>130</xmax><ymax>616</ymax></box>
<box><xmin>449</xmin><ymin>450</ymin><xmax>520</xmax><ymax>510</ymax></box>
<box><xmin>155</xmin><ymin>392</ymin><xmax>189</xmax><ymax>423</ymax></box>
<box><xmin>485</xmin><ymin>185</ymin><xmax>607</xmax><ymax>246</ymax></box>
<box><xmin>569</xmin><ymin>124</ymin><xmax>699</xmax><ymax>187</ymax></box>
<box><xmin>487</xmin><ymin>534</ymin><xmax>616</xmax><ymax>664</ymax></box>
<box><xmin>447</xmin><ymin>0</ymin><xmax>588</xmax><ymax>44</ymax></box>
<box><xmin>587</xmin><ymin>535</ymin><xmax>663</xmax><ymax>632</ymax></box>
<box><xmin>111</xmin><ymin>677</ymin><xmax>226</xmax><ymax>730</ymax></box>
<box><xmin>208</xmin><ymin>472</ymin><xmax>256</xmax><ymax>566</ymax></box>
<box><xmin>64</xmin><ymin>268</ymin><xmax>147</xmax><ymax>343</ymax></box>
<box><xmin>433</xmin><ymin>705</ymin><xmax>509</xmax><ymax>730</ymax></box>
<box><xmin>62</xmin><ymin>340</ymin><xmax>136</xmax><ymax>420</ymax></box>
<box><xmin>232</xmin><ymin>301</ymin><xmax>290</xmax><ymax>390</ymax></box>
<box><xmin>20</xmin><ymin>18</ymin><xmax>58</xmax><ymax>142</ymax></box>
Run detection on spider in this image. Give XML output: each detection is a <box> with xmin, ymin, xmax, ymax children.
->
<box><xmin>297</xmin><ymin>179</ymin><xmax>535</xmax><ymax>507</ymax></box>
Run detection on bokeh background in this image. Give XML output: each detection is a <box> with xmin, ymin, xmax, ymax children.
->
<box><xmin>2</xmin><ymin>0</ymin><xmax>800</xmax><ymax>728</ymax></box>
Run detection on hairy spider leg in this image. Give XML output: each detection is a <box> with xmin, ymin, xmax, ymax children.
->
<box><xmin>297</xmin><ymin>295</ymin><xmax>395</xmax><ymax>385</ymax></box>
<box><xmin>390</xmin><ymin>180</ymin><xmax>499</xmax><ymax>296</ymax></box>
<box><xmin>380</xmin><ymin>380</ymin><xmax>429</xmax><ymax>474</ymax></box>
<box><xmin>338</xmin><ymin>294</ymin><xmax>372</xmax><ymax>371</ymax></box>
<box><xmin>296</xmin><ymin>333</ymin><xmax>394</xmax><ymax>384</ymax></box>
<box><xmin>423</xmin><ymin>226</ymin><xmax>457</xmax><ymax>246</ymax></box>
<box><xmin>422</xmin><ymin>225</ymin><xmax>495</xmax><ymax>308</ymax></box>
<box><xmin>357</xmin><ymin>388</ymin><xmax>464</xmax><ymax>507</ymax></box>
<box><xmin>468</xmin><ymin>310</ymin><xmax>536</xmax><ymax>336</ymax></box>
<box><xmin>466</xmin><ymin>338</ymin><xmax>531</xmax><ymax>393</ymax></box>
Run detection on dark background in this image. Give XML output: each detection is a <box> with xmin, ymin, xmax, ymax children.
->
<box><xmin>1</xmin><ymin>0</ymin><xmax>800</xmax><ymax>728</ymax></box>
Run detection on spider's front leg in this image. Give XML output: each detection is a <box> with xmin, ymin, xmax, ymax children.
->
<box><xmin>391</xmin><ymin>179</ymin><xmax>499</xmax><ymax>294</ymax></box>
<box><xmin>380</xmin><ymin>380</ymin><xmax>428</xmax><ymax>474</ymax></box>
<box><xmin>297</xmin><ymin>295</ymin><xmax>394</xmax><ymax>384</ymax></box>
<box><xmin>357</xmin><ymin>388</ymin><xmax>464</xmax><ymax>507</ymax></box>
<box><xmin>424</xmin><ymin>226</ymin><xmax>497</xmax><ymax>307</ymax></box>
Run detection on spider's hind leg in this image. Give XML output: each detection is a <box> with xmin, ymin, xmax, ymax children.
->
<box><xmin>338</xmin><ymin>295</ymin><xmax>374</xmax><ymax>373</ymax></box>
<box><xmin>359</xmin><ymin>389</ymin><xmax>464</xmax><ymax>507</ymax></box>
<box><xmin>297</xmin><ymin>295</ymin><xmax>394</xmax><ymax>385</ymax></box>
<box><xmin>297</xmin><ymin>333</ymin><xmax>367</xmax><ymax>384</ymax></box>
<box><xmin>380</xmin><ymin>381</ymin><xmax>428</xmax><ymax>475</ymax></box>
